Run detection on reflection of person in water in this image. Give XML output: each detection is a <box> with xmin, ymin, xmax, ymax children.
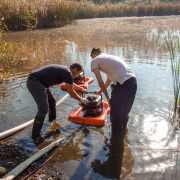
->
<box><xmin>91</xmin><ymin>129</ymin><xmax>134</xmax><ymax>179</ymax></box>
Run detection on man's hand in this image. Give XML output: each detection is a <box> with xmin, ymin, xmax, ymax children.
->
<box><xmin>80</xmin><ymin>98</ymin><xmax>89</xmax><ymax>105</ymax></box>
<box><xmin>81</xmin><ymin>88</ymin><xmax>88</xmax><ymax>93</ymax></box>
<box><xmin>95</xmin><ymin>90</ymin><xmax>102</xmax><ymax>94</ymax></box>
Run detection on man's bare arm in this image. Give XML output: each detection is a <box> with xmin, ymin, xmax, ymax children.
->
<box><xmin>97</xmin><ymin>78</ymin><xmax>112</xmax><ymax>94</ymax></box>
<box><xmin>93</xmin><ymin>68</ymin><xmax>110</xmax><ymax>101</ymax></box>
<box><xmin>65</xmin><ymin>83</ymin><xmax>81</xmax><ymax>101</ymax></box>
<box><xmin>73</xmin><ymin>82</ymin><xmax>82</xmax><ymax>91</ymax></box>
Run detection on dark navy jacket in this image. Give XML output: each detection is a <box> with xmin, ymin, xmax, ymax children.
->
<box><xmin>30</xmin><ymin>64</ymin><xmax>73</xmax><ymax>88</ymax></box>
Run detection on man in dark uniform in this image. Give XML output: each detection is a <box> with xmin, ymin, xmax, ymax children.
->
<box><xmin>27</xmin><ymin>62</ymin><xmax>88</xmax><ymax>140</ymax></box>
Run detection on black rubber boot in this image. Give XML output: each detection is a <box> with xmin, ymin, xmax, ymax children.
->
<box><xmin>111</xmin><ymin>123</ymin><xmax>123</xmax><ymax>132</ymax></box>
<box><xmin>122</xmin><ymin>116</ymin><xmax>129</xmax><ymax>129</ymax></box>
<box><xmin>49</xmin><ymin>108</ymin><xmax>56</xmax><ymax>122</ymax></box>
<box><xmin>31</xmin><ymin>115</ymin><xmax>45</xmax><ymax>140</ymax></box>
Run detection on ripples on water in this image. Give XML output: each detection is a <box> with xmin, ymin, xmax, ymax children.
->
<box><xmin>1</xmin><ymin>16</ymin><xmax>180</xmax><ymax>179</ymax></box>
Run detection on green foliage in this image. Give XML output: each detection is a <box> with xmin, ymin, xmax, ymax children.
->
<box><xmin>0</xmin><ymin>41</ymin><xmax>19</xmax><ymax>66</ymax></box>
<box><xmin>0</xmin><ymin>14</ymin><xmax>8</xmax><ymax>34</ymax></box>
<box><xmin>0</xmin><ymin>16</ymin><xmax>20</xmax><ymax>82</ymax></box>
<box><xmin>23</xmin><ymin>11</ymin><xmax>37</xmax><ymax>30</ymax></box>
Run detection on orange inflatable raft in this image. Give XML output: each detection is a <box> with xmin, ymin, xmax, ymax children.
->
<box><xmin>68</xmin><ymin>101</ymin><xmax>110</xmax><ymax>126</ymax></box>
<box><xmin>61</xmin><ymin>77</ymin><xmax>94</xmax><ymax>91</ymax></box>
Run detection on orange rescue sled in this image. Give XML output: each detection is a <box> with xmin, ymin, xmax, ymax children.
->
<box><xmin>68</xmin><ymin>101</ymin><xmax>110</xmax><ymax>126</ymax></box>
<box><xmin>61</xmin><ymin>77</ymin><xmax>94</xmax><ymax>91</ymax></box>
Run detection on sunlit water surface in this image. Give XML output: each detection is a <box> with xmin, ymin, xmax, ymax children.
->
<box><xmin>1</xmin><ymin>16</ymin><xmax>180</xmax><ymax>179</ymax></box>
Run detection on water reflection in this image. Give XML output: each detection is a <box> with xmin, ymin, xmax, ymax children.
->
<box><xmin>1</xmin><ymin>16</ymin><xmax>180</xmax><ymax>73</ymax></box>
<box><xmin>91</xmin><ymin>129</ymin><xmax>134</xmax><ymax>179</ymax></box>
<box><xmin>14</xmin><ymin>120</ymin><xmax>80</xmax><ymax>155</ymax></box>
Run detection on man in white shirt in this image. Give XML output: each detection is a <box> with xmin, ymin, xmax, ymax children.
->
<box><xmin>91</xmin><ymin>48</ymin><xmax>137</xmax><ymax>131</ymax></box>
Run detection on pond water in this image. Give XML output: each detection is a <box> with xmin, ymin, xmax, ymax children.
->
<box><xmin>1</xmin><ymin>16</ymin><xmax>180</xmax><ymax>179</ymax></box>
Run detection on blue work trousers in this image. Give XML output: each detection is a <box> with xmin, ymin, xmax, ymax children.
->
<box><xmin>27</xmin><ymin>79</ymin><xmax>56</xmax><ymax>118</ymax></box>
<box><xmin>110</xmin><ymin>77</ymin><xmax>137</xmax><ymax>127</ymax></box>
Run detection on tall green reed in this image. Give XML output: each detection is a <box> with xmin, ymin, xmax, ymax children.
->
<box><xmin>160</xmin><ymin>28</ymin><xmax>180</xmax><ymax>121</ymax></box>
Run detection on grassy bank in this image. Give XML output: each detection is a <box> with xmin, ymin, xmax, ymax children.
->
<box><xmin>0</xmin><ymin>0</ymin><xmax>180</xmax><ymax>30</ymax></box>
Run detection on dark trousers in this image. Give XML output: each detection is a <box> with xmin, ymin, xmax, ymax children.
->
<box><xmin>27</xmin><ymin>79</ymin><xmax>56</xmax><ymax>118</ymax></box>
<box><xmin>110</xmin><ymin>77</ymin><xmax>137</xmax><ymax>127</ymax></box>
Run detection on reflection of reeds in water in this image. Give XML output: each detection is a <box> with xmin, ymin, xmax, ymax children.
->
<box><xmin>0</xmin><ymin>0</ymin><xmax>78</xmax><ymax>30</ymax></box>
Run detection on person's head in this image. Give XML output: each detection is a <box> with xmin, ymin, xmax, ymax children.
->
<box><xmin>70</xmin><ymin>62</ymin><xmax>83</xmax><ymax>78</ymax></box>
<box><xmin>90</xmin><ymin>48</ymin><xmax>102</xmax><ymax>59</ymax></box>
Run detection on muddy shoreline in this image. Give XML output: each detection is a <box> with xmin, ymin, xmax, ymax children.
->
<box><xmin>0</xmin><ymin>138</ymin><xmax>58</xmax><ymax>180</ymax></box>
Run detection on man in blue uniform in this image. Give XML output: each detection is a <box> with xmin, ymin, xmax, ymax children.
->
<box><xmin>91</xmin><ymin>48</ymin><xmax>137</xmax><ymax>131</ymax></box>
<box><xmin>27</xmin><ymin>62</ymin><xmax>88</xmax><ymax>140</ymax></box>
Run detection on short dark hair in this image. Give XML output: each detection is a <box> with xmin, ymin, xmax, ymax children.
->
<box><xmin>91</xmin><ymin>47</ymin><xmax>102</xmax><ymax>56</ymax></box>
<box><xmin>70</xmin><ymin>62</ymin><xmax>83</xmax><ymax>71</ymax></box>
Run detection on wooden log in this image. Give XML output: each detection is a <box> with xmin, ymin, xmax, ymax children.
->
<box><xmin>0</xmin><ymin>94</ymin><xmax>69</xmax><ymax>140</ymax></box>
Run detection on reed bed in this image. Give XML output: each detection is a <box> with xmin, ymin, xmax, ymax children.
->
<box><xmin>77</xmin><ymin>1</ymin><xmax>180</xmax><ymax>19</ymax></box>
<box><xmin>0</xmin><ymin>0</ymin><xmax>78</xmax><ymax>30</ymax></box>
<box><xmin>0</xmin><ymin>0</ymin><xmax>180</xmax><ymax>30</ymax></box>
